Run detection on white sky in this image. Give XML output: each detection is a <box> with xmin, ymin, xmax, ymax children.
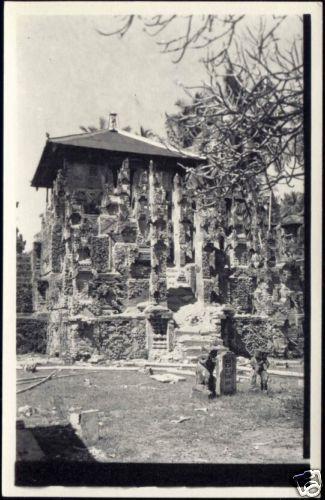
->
<box><xmin>12</xmin><ymin>14</ymin><xmax>303</xmax><ymax>250</ymax></box>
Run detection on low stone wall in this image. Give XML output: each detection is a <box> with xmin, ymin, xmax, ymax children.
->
<box><xmin>95</xmin><ymin>317</ymin><xmax>147</xmax><ymax>359</ymax></box>
<box><xmin>16</xmin><ymin>315</ymin><xmax>48</xmax><ymax>354</ymax></box>
<box><xmin>57</xmin><ymin>315</ymin><xmax>147</xmax><ymax>362</ymax></box>
<box><xmin>224</xmin><ymin>315</ymin><xmax>269</xmax><ymax>357</ymax></box>
<box><xmin>223</xmin><ymin>313</ymin><xmax>303</xmax><ymax>358</ymax></box>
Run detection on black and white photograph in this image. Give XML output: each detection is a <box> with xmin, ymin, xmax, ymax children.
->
<box><xmin>3</xmin><ymin>1</ymin><xmax>322</xmax><ymax>497</ymax></box>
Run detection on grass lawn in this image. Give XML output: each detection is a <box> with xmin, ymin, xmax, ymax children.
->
<box><xmin>17</xmin><ymin>369</ymin><xmax>306</xmax><ymax>464</ymax></box>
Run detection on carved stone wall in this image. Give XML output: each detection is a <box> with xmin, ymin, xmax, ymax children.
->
<box><xmin>29</xmin><ymin>148</ymin><xmax>304</xmax><ymax>361</ymax></box>
<box><xmin>228</xmin><ymin>269</ymin><xmax>256</xmax><ymax>313</ymax></box>
<box><xmin>30</xmin><ymin>157</ymin><xmax>172</xmax><ymax>359</ymax></box>
<box><xmin>56</xmin><ymin>316</ymin><xmax>147</xmax><ymax>362</ymax></box>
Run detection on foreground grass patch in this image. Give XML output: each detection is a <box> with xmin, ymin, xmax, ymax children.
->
<box><xmin>17</xmin><ymin>370</ymin><xmax>305</xmax><ymax>463</ymax></box>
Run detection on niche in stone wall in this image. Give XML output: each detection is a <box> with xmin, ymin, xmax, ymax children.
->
<box><xmin>281</xmin><ymin>263</ymin><xmax>302</xmax><ymax>291</ymax></box>
<box><xmin>106</xmin><ymin>201</ymin><xmax>119</xmax><ymax>216</ymax></box>
<box><xmin>215</xmin><ymin>248</ymin><xmax>227</xmax><ymax>272</ymax></box>
<box><xmin>234</xmin><ymin>224</ymin><xmax>245</xmax><ymax>234</ymax></box>
<box><xmin>37</xmin><ymin>280</ymin><xmax>49</xmax><ymax>301</ymax></box>
<box><xmin>75</xmin><ymin>322</ymin><xmax>95</xmax><ymax>361</ymax></box>
<box><xmin>210</xmin><ymin>290</ymin><xmax>221</xmax><ymax>304</ymax></box>
<box><xmin>84</xmin><ymin>191</ymin><xmax>101</xmax><ymax>215</ymax></box>
<box><xmin>152</xmin><ymin>240</ymin><xmax>167</xmax><ymax>261</ymax></box>
<box><xmin>235</xmin><ymin>243</ymin><xmax>248</xmax><ymax>266</ymax></box>
<box><xmin>138</xmin><ymin>195</ymin><xmax>148</xmax><ymax>211</ymax></box>
<box><xmin>34</xmin><ymin>242</ymin><xmax>42</xmax><ymax>260</ymax></box>
<box><xmin>150</xmin><ymin>316</ymin><xmax>168</xmax><ymax>335</ymax></box>
<box><xmin>121</xmin><ymin>225</ymin><xmax>137</xmax><ymax>243</ymax></box>
<box><xmin>225</xmin><ymin>197</ymin><xmax>232</xmax><ymax>215</ymax></box>
<box><xmin>84</xmin><ymin>200</ymin><xmax>101</xmax><ymax>215</ymax></box>
<box><xmin>130</xmin><ymin>249</ymin><xmax>151</xmax><ymax>279</ymax></box>
<box><xmin>78</xmin><ymin>246</ymin><xmax>91</xmax><ymax>262</ymax></box>
<box><xmin>76</xmin><ymin>271</ymin><xmax>92</xmax><ymax>296</ymax></box>
<box><xmin>138</xmin><ymin>213</ymin><xmax>149</xmax><ymax>238</ymax></box>
<box><xmin>283</xmin><ymin>223</ymin><xmax>299</xmax><ymax>237</ymax></box>
<box><xmin>167</xmin><ymin>220</ymin><xmax>174</xmax><ymax>266</ymax></box>
<box><xmin>153</xmin><ymin>218</ymin><xmax>167</xmax><ymax>233</ymax></box>
<box><xmin>184</xmin><ymin>220</ymin><xmax>195</xmax><ymax>263</ymax></box>
<box><xmin>73</xmin><ymin>190</ymin><xmax>101</xmax><ymax>215</ymax></box>
<box><xmin>71</xmin><ymin>212</ymin><xmax>82</xmax><ymax>226</ymax></box>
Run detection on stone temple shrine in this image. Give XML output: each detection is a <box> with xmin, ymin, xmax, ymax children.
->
<box><xmin>17</xmin><ymin>114</ymin><xmax>305</xmax><ymax>362</ymax></box>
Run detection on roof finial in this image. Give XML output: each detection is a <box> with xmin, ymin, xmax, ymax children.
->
<box><xmin>108</xmin><ymin>113</ymin><xmax>118</xmax><ymax>132</ymax></box>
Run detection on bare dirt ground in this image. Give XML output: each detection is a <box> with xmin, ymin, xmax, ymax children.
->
<box><xmin>16</xmin><ymin>368</ymin><xmax>306</xmax><ymax>464</ymax></box>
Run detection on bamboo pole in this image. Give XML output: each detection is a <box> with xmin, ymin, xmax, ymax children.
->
<box><xmin>17</xmin><ymin>370</ymin><xmax>102</xmax><ymax>384</ymax></box>
<box><xmin>17</xmin><ymin>370</ymin><xmax>58</xmax><ymax>395</ymax></box>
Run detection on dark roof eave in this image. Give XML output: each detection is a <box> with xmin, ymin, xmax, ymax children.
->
<box><xmin>31</xmin><ymin>142</ymin><xmax>205</xmax><ymax>189</ymax></box>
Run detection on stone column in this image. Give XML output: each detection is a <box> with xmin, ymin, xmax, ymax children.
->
<box><xmin>53</xmin><ymin>168</ymin><xmax>66</xmax><ymax>221</ymax></box>
<box><xmin>215</xmin><ymin>350</ymin><xmax>237</xmax><ymax>396</ymax></box>
<box><xmin>135</xmin><ymin>169</ymin><xmax>150</xmax><ymax>246</ymax></box>
<box><xmin>51</xmin><ymin>168</ymin><xmax>66</xmax><ymax>273</ymax></box>
<box><xmin>194</xmin><ymin>206</ymin><xmax>204</xmax><ymax>301</ymax></box>
<box><xmin>117</xmin><ymin>158</ymin><xmax>131</xmax><ymax>222</ymax></box>
<box><xmin>194</xmin><ymin>201</ymin><xmax>216</xmax><ymax>303</ymax></box>
<box><xmin>145</xmin><ymin>161</ymin><xmax>171</xmax><ymax>360</ymax></box>
<box><xmin>66</xmin><ymin>321</ymin><xmax>80</xmax><ymax>363</ymax></box>
<box><xmin>148</xmin><ymin>160</ymin><xmax>168</xmax><ymax>305</ymax></box>
<box><xmin>173</xmin><ymin>173</ymin><xmax>184</xmax><ymax>269</ymax></box>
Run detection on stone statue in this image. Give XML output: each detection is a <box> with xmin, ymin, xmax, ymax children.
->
<box><xmin>194</xmin><ymin>348</ymin><xmax>219</xmax><ymax>399</ymax></box>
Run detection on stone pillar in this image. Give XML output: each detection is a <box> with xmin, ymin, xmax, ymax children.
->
<box><xmin>194</xmin><ymin>207</ymin><xmax>204</xmax><ymax>301</ymax></box>
<box><xmin>148</xmin><ymin>160</ymin><xmax>168</xmax><ymax>305</ymax></box>
<box><xmin>117</xmin><ymin>158</ymin><xmax>131</xmax><ymax>222</ymax></box>
<box><xmin>53</xmin><ymin>168</ymin><xmax>66</xmax><ymax>221</ymax></box>
<box><xmin>51</xmin><ymin>168</ymin><xmax>66</xmax><ymax>273</ymax></box>
<box><xmin>172</xmin><ymin>173</ymin><xmax>186</xmax><ymax>269</ymax></box>
<box><xmin>66</xmin><ymin>321</ymin><xmax>80</xmax><ymax>363</ymax></box>
<box><xmin>135</xmin><ymin>169</ymin><xmax>150</xmax><ymax>246</ymax></box>
<box><xmin>194</xmin><ymin>201</ymin><xmax>216</xmax><ymax>303</ymax></box>
<box><xmin>215</xmin><ymin>350</ymin><xmax>237</xmax><ymax>396</ymax></box>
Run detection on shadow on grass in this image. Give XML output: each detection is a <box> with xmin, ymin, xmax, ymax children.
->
<box><xmin>18</xmin><ymin>423</ymin><xmax>96</xmax><ymax>462</ymax></box>
<box><xmin>15</xmin><ymin>421</ymin><xmax>308</xmax><ymax>488</ymax></box>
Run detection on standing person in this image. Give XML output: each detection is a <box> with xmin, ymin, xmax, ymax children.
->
<box><xmin>250</xmin><ymin>350</ymin><xmax>270</xmax><ymax>391</ymax></box>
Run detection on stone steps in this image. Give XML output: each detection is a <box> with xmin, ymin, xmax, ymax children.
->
<box><xmin>152</xmin><ymin>344</ymin><xmax>167</xmax><ymax>349</ymax></box>
<box><xmin>176</xmin><ymin>336</ymin><xmax>213</xmax><ymax>347</ymax></box>
<box><xmin>180</xmin><ymin>345</ymin><xmax>205</xmax><ymax>357</ymax></box>
<box><xmin>175</xmin><ymin>327</ymin><xmax>212</xmax><ymax>338</ymax></box>
<box><xmin>173</xmin><ymin>326</ymin><xmax>217</xmax><ymax>362</ymax></box>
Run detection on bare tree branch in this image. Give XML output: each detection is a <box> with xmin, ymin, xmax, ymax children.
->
<box><xmin>99</xmin><ymin>15</ymin><xmax>304</xmax><ymax>205</ymax></box>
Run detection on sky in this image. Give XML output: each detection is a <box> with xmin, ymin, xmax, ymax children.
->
<box><xmin>12</xmin><ymin>13</ymin><xmax>303</xmax><ymax>250</ymax></box>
